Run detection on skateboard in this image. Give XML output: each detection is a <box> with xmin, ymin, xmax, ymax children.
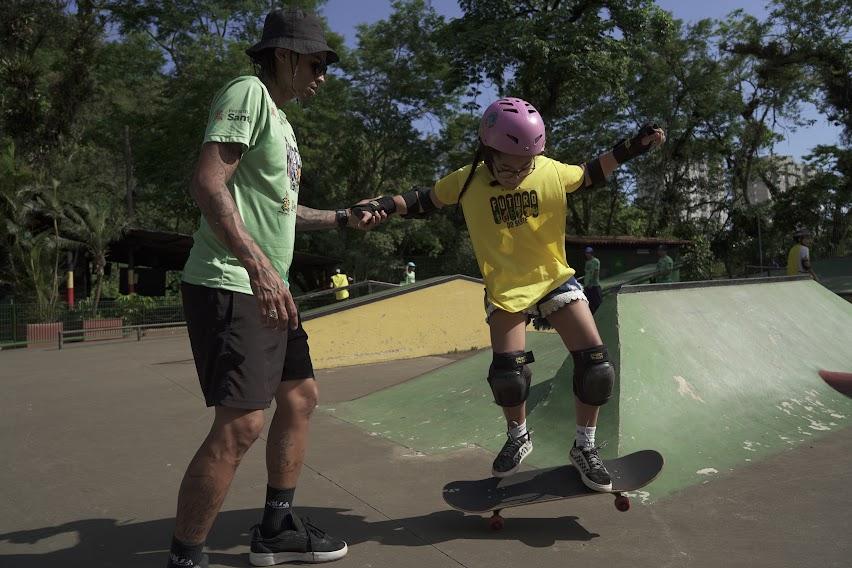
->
<box><xmin>819</xmin><ymin>369</ymin><xmax>852</xmax><ymax>398</ymax></box>
<box><xmin>442</xmin><ymin>449</ymin><xmax>664</xmax><ymax>530</ymax></box>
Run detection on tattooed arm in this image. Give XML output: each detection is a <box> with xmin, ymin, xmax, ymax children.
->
<box><xmin>295</xmin><ymin>201</ymin><xmax>387</xmax><ymax>232</ymax></box>
<box><xmin>295</xmin><ymin>205</ymin><xmax>337</xmax><ymax>231</ymax></box>
<box><xmin>190</xmin><ymin>141</ymin><xmax>297</xmax><ymax>329</ymax></box>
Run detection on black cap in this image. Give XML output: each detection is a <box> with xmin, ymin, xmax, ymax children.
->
<box><xmin>246</xmin><ymin>8</ymin><xmax>339</xmax><ymax>64</ymax></box>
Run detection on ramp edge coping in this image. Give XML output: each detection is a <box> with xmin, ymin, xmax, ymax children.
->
<box><xmin>618</xmin><ymin>275</ymin><xmax>811</xmax><ymax>294</ymax></box>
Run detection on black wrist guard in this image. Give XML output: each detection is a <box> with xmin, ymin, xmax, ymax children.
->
<box><xmin>350</xmin><ymin>195</ymin><xmax>397</xmax><ymax>218</ymax></box>
<box><xmin>612</xmin><ymin>123</ymin><xmax>659</xmax><ymax>164</ymax></box>
<box><xmin>400</xmin><ymin>187</ymin><xmax>437</xmax><ymax>218</ymax></box>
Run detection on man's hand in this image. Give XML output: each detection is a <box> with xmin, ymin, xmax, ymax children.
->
<box><xmin>247</xmin><ymin>262</ymin><xmax>298</xmax><ymax>330</ymax></box>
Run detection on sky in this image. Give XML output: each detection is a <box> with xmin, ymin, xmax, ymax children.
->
<box><xmin>320</xmin><ymin>0</ymin><xmax>843</xmax><ymax>161</ymax></box>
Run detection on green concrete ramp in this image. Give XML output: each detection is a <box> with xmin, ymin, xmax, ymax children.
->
<box><xmin>615</xmin><ymin>276</ymin><xmax>852</xmax><ymax>497</ymax></box>
<box><xmin>330</xmin><ymin>276</ymin><xmax>852</xmax><ymax>501</ymax></box>
<box><xmin>330</xmin><ymin>332</ymin><xmax>577</xmax><ymax>457</ymax></box>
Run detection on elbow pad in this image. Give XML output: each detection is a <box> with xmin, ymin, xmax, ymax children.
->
<box><xmin>400</xmin><ymin>187</ymin><xmax>438</xmax><ymax>218</ymax></box>
<box><xmin>583</xmin><ymin>158</ymin><xmax>607</xmax><ymax>188</ymax></box>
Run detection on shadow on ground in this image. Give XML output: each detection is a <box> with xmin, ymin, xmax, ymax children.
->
<box><xmin>0</xmin><ymin>506</ymin><xmax>598</xmax><ymax>567</ymax></box>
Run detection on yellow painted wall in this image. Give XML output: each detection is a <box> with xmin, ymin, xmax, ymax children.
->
<box><xmin>303</xmin><ymin>278</ymin><xmax>491</xmax><ymax>369</ymax></box>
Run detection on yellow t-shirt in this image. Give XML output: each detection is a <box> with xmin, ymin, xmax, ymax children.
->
<box><xmin>787</xmin><ymin>244</ymin><xmax>809</xmax><ymax>275</ymax></box>
<box><xmin>331</xmin><ymin>273</ymin><xmax>350</xmax><ymax>300</ymax></box>
<box><xmin>434</xmin><ymin>156</ymin><xmax>585</xmax><ymax>312</ymax></box>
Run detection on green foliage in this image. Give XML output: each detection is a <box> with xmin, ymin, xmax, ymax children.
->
<box><xmin>680</xmin><ymin>234</ymin><xmax>715</xmax><ymax>281</ymax></box>
<box><xmin>0</xmin><ymin>0</ymin><xmax>849</xmax><ymax>303</ymax></box>
<box><xmin>114</xmin><ymin>293</ymin><xmax>156</xmax><ymax>325</ymax></box>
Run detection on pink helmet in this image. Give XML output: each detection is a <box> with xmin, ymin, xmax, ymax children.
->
<box><xmin>478</xmin><ymin>98</ymin><xmax>546</xmax><ymax>156</ymax></box>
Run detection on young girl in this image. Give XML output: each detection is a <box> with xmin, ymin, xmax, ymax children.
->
<box><xmin>371</xmin><ymin>98</ymin><xmax>665</xmax><ymax>490</ymax></box>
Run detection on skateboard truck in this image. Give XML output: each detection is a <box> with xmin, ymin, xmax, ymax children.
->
<box><xmin>488</xmin><ymin>509</ymin><xmax>505</xmax><ymax>530</ymax></box>
<box><xmin>486</xmin><ymin>492</ymin><xmax>631</xmax><ymax>530</ymax></box>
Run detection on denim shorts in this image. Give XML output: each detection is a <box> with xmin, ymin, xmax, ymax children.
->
<box><xmin>484</xmin><ymin>276</ymin><xmax>588</xmax><ymax>324</ymax></box>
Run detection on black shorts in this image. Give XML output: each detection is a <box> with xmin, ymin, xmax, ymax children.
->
<box><xmin>585</xmin><ymin>285</ymin><xmax>603</xmax><ymax>314</ymax></box>
<box><xmin>182</xmin><ymin>282</ymin><xmax>315</xmax><ymax>409</ymax></box>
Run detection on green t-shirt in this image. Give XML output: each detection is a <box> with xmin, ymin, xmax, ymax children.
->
<box><xmin>403</xmin><ymin>271</ymin><xmax>416</xmax><ymax>285</ymax></box>
<box><xmin>656</xmin><ymin>255</ymin><xmax>674</xmax><ymax>283</ymax></box>
<box><xmin>584</xmin><ymin>257</ymin><xmax>601</xmax><ymax>287</ymax></box>
<box><xmin>182</xmin><ymin>76</ymin><xmax>301</xmax><ymax>294</ymax></box>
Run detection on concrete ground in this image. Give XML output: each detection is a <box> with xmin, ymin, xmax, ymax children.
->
<box><xmin>1</xmin><ymin>334</ymin><xmax>850</xmax><ymax>568</ymax></box>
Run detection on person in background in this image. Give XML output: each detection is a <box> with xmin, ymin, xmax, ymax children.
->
<box><xmin>583</xmin><ymin>246</ymin><xmax>602</xmax><ymax>314</ymax></box>
<box><xmin>655</xmin><ymin>245</ymin><xmax>674</xmax><ymax>283</ymax></box>
<box><xmin>330</xmin><ymin>267</ymin><xmax>353</xmax><ymax>300</ymax></box>
<box><xmin>787</xmin><ymin>227</ymin><xmax>818</xmax><ymax>280</ymax></box>
<box><xmin>402</xmin><ymin>261</ymin><xmax>416</xmax><ymax>285</ymax></box>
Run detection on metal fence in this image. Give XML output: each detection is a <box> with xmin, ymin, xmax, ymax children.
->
<box><xmin>57</xmin><ymin>321</ymin><xmax>188</xmax><ymax>350</ymax></box>
<box><xmin>0</xmin><ymin>298</ymin><xmax>185</xmax><ymax>346</ymax></box>
<box><xmin>293</xmin><ymin>280</ymin><xmax>400</xmax><ymax>312</ymax></box>
<box><xmin>0</xmin><ymin>282</ymin><xmax>399</xmax><ymax>346</ymax></box>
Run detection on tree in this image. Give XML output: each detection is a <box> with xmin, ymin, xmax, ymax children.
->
<box><xmin>730</xmin><ymin>0</ymin><xmax>851</xmax><ymax>141</ymax></box>
<box><xmin>63</xmin><ymin>202</ymin><xmax>128</xmax><ymax>314</ymax></box>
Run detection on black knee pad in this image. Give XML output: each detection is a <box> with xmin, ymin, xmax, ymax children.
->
<box><xmin>571</xmin><ymin>345</ymin><xmax>614</xmax><ymax>406</ymax></box>
<box><xmin>487</xmin><ymin>351</ymin><xmax>534</xmax><ymax>407</ymax></box>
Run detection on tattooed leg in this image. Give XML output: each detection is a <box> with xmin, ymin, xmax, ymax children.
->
<box><xmin>267</xmin><ymin>379</ymin><xmax>317</xmax><ymax>487</ymax></box>
<box><xmin>174</xmin><ymin>407</ymin><xmax>265</xmax><ymax>544</ymax></box>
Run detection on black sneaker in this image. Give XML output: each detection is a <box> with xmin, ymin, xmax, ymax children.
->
<box><xmin>492</xmin><ymin>432</ymin><xmax>533</xmax><ymax>478</ymax></box>
<box><xmin>569</xmin><ymin>442</ymin><xmax>612</xmax><ymax>492</ymax></box>
<box><xmin>249</xmin><ymin>513</ymin><xmax>347</xmax><ymax>565</ymax></box>
<box><xmin>167</xmin><ymin>552</ymin><xmax>208</xmax><ymax>568</ymax></box>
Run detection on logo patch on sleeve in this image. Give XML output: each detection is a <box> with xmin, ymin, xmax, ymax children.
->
<box><xmin>226</xmin><ymin>109</ymin><xmax>251</xmax><ymax>123</ymax></box>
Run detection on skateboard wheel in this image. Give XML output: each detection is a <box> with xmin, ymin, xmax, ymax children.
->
<box><xmin>614</xmin><ymin>494</ymin><xmax>630</xmax><ymax>512</ymax></box>
<box><xmin>488</xmin><ymin>513</ymin><xmax>505</xmax><ymax>531</ymax></box>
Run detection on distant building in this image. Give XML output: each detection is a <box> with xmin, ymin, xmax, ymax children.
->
<box><xmin>637</xmin><ymin>154</ymin><xmax>811</xmax><ymax>224</ymax></box>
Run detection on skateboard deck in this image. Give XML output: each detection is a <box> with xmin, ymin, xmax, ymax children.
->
<box><xmin>443</xmin><ymin>449</ymin><xmax>663</xmax><ymax>524</ymax></box>
<box><xmin>819</xmin><ymin>370</ymin><xmax>852</xmax><ymax>398</ymax></box>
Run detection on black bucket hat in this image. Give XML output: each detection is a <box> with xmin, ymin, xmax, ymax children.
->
<box><xmin>246</xmin><ymin>8</ymin><xmax>339</xmax><ymax>64</ymax></box>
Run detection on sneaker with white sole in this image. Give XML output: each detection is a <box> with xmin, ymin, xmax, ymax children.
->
<box><xmin>492</xmin><ymin>432</ymin><xmax>533</xmax><ymax>478</ymax></box>
<box><xmin>249</xmin><ymin>513</ymin><xmax>347</xmax><ymax>565</ymax></box>
<box><xmin>569</xmin><ymin>442</ymin><xmax>613</xmax><ymax>492</ymax></box>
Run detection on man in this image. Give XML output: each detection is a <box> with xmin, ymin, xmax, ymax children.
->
<box><xmin>402</xmin><ymin>261</ymin><xmax>416</xmax><ymax>285</ymax></box>
<box><xmin>655</xmin><ymin>245</ymin><xmax>674</xmax><ymax>283</ymax></box>
<box><xmin>583</xmin><ymin>246</ymin><xmax>603</xmax><ymax>314</ymax></box>
<box><xmin>787</xmin><ymin>227</ymin><xmax>818</xmax><ymax>279</ymax></box>
<box><xmin>169</xmin><ymin>9</ymin><xmax>384</xmax><ymax>568</ymax></box>
<box><xmin>329</xmin><ymin>267</ymin><xmax>353</xmax><ymax>300</ymax></box>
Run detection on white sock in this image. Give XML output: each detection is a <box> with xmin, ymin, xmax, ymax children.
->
<box><xmin>509</xmin><ymin>420</ymin><xmax>528</xmax><ymax>440</ymax></box>
<box><xmin>576</xmin><ymin>425</ymin><xmax>596</xmax><ymax>449</ymax></box>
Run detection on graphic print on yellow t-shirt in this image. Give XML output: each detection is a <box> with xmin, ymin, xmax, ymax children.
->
<box><xmin>434</xmin><ymin>156</ymin><xmax>584</xmax><ymax>312</ymax></box>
